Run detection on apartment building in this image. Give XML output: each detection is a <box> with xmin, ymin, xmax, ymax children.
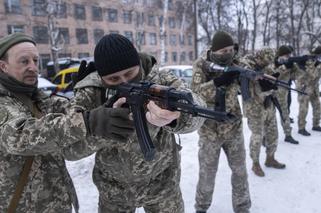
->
<box><xmin>0</xmin><ymin>0</ymin><xmax>196</xmax><ymax>71</ymax></box>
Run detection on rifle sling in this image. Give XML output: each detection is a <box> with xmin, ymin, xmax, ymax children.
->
<box><xmin>8</xmin><ymin>94</ymin><xmax>43</xmax><ymax>213</ymax></box>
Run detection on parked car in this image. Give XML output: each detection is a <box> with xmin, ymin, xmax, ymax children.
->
<box><xmin>52</xmin><ymin>66</ymin><xmax>79</xmax><ymax>91</ymax></box>
<box><xmin>159</xmin><ymin>65</ymin><xmax>193</xmax><ymax>87</ymax></box>
<box><xmin>46</xmin><ymin>57</ymin><xmax>81</xmax><ymax>78</ymax></box>
<box><xmin>38</xmin><ymin>77</ymin><xmax>57</xmax><ymax>96</ymax></box>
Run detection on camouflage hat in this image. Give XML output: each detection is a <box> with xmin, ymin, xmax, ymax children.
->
<box><xmin>255</xmin><ymin>47</ymin><xmax>275</xmax><ymax>66</ymax></box>
<box><xmin>211</xmin><ymin>31</ymin><xmax>234</xmax><ymax>52</ymax></box>
<box><xmin>0</xmin><ymin>33</ymin><xmax>36</xmax><ymax>59</ymax></box>
<box><xmin>277</xmin><ymin>45</ymin><xmax>292</xmax><ymax>57</ymax></box>
<box><xmin>311</xmin><ymin>46</ymin><xmax>321</xmax><ymax>54</ymax></box>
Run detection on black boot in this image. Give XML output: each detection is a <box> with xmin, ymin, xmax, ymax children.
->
<box><xmin>290</xmin><ymin>117</ymin><xmax>294</xmax><ymax>123</ymax></box>
<box><xmin>312</xmin><ymin>126</ymin><xmax>321</xmax><ymax>131</ymax></box>
<box><xmin>284</xmin><ymin>135</ymin><xmax>299</xmax><ymax>144</ymax></box>
<box><xmin>196</xmin><ymin>211</ymin><xmax>206</xmax><ymax>213</ymax></box>
<box><xmin>298</xmin><ymin>128</ymin><xmax>311</xmax><ymax>136</ymax></box>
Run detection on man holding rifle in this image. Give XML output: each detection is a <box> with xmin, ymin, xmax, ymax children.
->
<box><xmin>192</xmin><ymin>31</ymin><xmax>251</xmax><ymax>213</ymax></box>
<box><xmin>72</xmin><ymin>34</ymin><xmax>212</xmax><ymax>212</ymax></box>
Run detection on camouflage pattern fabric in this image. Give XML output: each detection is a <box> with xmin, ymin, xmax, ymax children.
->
<box><xmin>239</xmin><ymin>49</ymin><xmax>279</xmax><ymax>162</ymax></box>
<box><xmin>0</xmin><ymin>85</ymin><xmax>89</xmax><ymax>213</ymax></box>
<box><xmin>296</xmin><ymin>61</ymin><xmax>321</xmax><ymax>129</ymax></box>
<box><xmin>191</xmin><ymin>49</ymin><xmax>251</xmax><ymax>213</ymax></box>
<box><xmin>72</xmin><ymin>53</ymin><xmax>205</xmax><ymax>212</ymax></box>
<box><xmin>274</xmin><ymin>63</ymin><xmax>303</xmax><ymax>136</ymax></box>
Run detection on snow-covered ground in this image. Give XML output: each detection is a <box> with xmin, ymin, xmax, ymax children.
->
<box><xmin>67</xmin><ymin>93</ymin><xmax>321</xmax><ymax>213</ymax></box>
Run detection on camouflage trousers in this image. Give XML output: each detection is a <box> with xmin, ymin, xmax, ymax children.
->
<box><xmin>298</xmin><ymin>91</ymin><xmax>321</xmax><ymax>129</ymax></box>
<box><xmin>247</xmin><ymin>105</ymin><xmax>278</xmax><ymax>163</ymax></box>
<box><xmin>95</xmin><ymin>164</ymin><xmax>184</xmax><ymax>213</ymax></box>
<box><xmin>276</xmin><ymin>88</ymin><xmax>292</xmax><ymax>136</ymax></box>
<box><xmin>195</xmin><ymin>126</ymin><xmax>251</xmax><ymax>213</ymax></box>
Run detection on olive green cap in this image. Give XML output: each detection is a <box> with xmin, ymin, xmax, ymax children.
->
<box><xmin>211</xmin><ymin>31</ymin><xmax>234</xmax><ymax>52</ymax></box>
<box><xmin>0</xmin><ymin>33</ymin><xmax>36</xmax><ymax>59</ymax></box>
<box><xmin>277</xmin><ymin>45</ymin><xmax>292</xmax><ymax>57</ymax></box>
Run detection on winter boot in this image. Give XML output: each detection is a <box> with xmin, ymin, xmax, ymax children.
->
<box><xmin>196</xmin><ymin>211</ymin><xmax>206</xmax><ymax>213</ymax></box>
<box><xmin>284</xmin><ymin>135</ymin><xmax>299</xmax><ymax>144</ymax></box>
<box><xmin>289</xmin><ymin>117</ymin><xmax>294</xmax><ymax>123</ymax></box>
<box><xmin>298</xmin><ymin>128</ymin><xmax>311</xmax><ymax>136</ymax></box>
<box><xmin>252</xmin><ymin>162</ymin><xmax>265</xmax><ymax>177</ymax></box>
<box><xmin>312</xmin><ymin>126</ymin><xmax>321</xmax><ymax>131</ymax></box>
<box><xmin>265</xmin><ymin>155</ymin><xmax>286</xmax><ymax>169</ymax></box>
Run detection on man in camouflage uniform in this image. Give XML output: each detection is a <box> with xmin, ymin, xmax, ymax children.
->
<box><xmin>191</xmin><ymin>31</ymin><xmax>251</xmax><ymax>213</ymax></box>
<box><xmin>296</xmin><ymin>46</ymin><xmax>321</xmax><ymax>136</ymax></box>
<box><xmin>240</xmin><ymin>48</ymin><xmax>286</xmax><ymax>177</ymax></box>
<box><xmin>72</xmin><ymin>34</ymin><xmax>205</xmax><ymax>213</ymax></box>
<box><xmin>274</xmin><ymin>45</ymin><xmax>301</xmax><ymax>144</ymax></box>
<box><xmin>0</xmin><ymin>33</ymin><xmax>133</xmax><ymax>213</ymax></box>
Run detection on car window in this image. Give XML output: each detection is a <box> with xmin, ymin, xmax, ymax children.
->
<box><xmin>53</xmin><ymin>75</ymin><xmax>62</xmax><ymax>84</ymax></box>
<box><xmin>64</xmin><ymin>73</ymin><xmax>72</xmax><ymax>84</ymax></box>
<box><xmin>169</xmin><ymin>69</ymin><xmax>180</xmax><ymax>77</ymax></box>
<box><xmin>181</xmin><ymin>68</ymin><xmax>193</xmax><ymax>77</ymax></box>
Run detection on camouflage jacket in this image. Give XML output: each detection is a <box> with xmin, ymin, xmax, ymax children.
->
<box><xmin>296</xmin><ymin>60</ymin><xmax>321</xmax><ymax>96</ymax></box>
<box><xmin>191</xmin><ymin>50</ymin><xmax>242</xmax><ymax>140</ymax></box>
<box><xmin>72</xmin><ymin>54</ymin><xmax>204</xmax><ymax>202</ymax></box>
<box><xmin>239</xmin><ymin>54</ymin><xmax>276</xmax><ymax>117</ymax></box>
<box><xmin>0</xmin><ymin>84</ymin><xmax>88</xmax><ymax>213</ymax></box>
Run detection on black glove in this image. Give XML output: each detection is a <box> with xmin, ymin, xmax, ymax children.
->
<box><xmin>258</xmin><ymin>79</ymin><xmax>277</xmax><ymax>91</ymax></box>
<box><xmin>271</xmin><ymin>72</ymin><xmax>280</xmax><ymax>78</ymax></box>
<box><xmin>72</xmin><ymin>60</ymin><xmax>96</xmax><ymax>87</ymax></box>
<box><xmin>213</xmin><ymin>71</ymin><xmax>240</xmax><ymax>87</ymax></box>
<box><xmin>83</xmin><ymin>106</ymin><xmax>134</xmax><ymax>140</ymax></box>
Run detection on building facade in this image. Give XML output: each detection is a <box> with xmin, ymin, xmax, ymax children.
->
<box><xmin>0</xmin><ymin>0</ymin><xmax>196</xmax><ymax>72</ymax></box>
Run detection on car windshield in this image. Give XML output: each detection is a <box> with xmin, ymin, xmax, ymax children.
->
<box><xmin>181</xmin><ymin>68</ymin><xmax>193</xmax><ymax>77</ymax></box>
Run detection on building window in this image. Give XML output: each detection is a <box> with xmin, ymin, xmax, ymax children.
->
<box><xmin>170</xmin><ymin>34</ymin><xmax>176</xmax><ymax>46</ymax></box>
<box><xmin>188</xmin><ymin>35</ymin><xmax>193</xmax><ymax>45</ymax></box>
<box><xmin>180</xmin><ymin>52</ymin><xmax>186</xmax><ymax>62</ymax></box>
<box><xmin>92</xmin><ymin>6</ymin><xmax>102</xmax><ymax>21</ymax></box>
<box><xmin>136</xmin><ymin>31</ymin><xmax>145</xmax><ymax>46</ymax></box>
<box><xmin>58</xmin><ymin>53</ymin><xmax>72</xmax><ymax>58</ymax></box>
<box><xmin>110</xmin><ymin>30</ymin><xmax>119</xmax><ymax>34</ymax></box>
<box><xmin>39</xmin><ymin>53</ymin><xmax>51</xmax><ymax>71</ymax></box>
<box><xmin>189</xmin><ymin>51</ymin><xmax>193</xmax><ymax>61</ymax></box>
<box><xmin>78</xmin><ymin>52</ymin><xmax>89</xmax><ymax>58</ymax></box>
<box><xmin>149</xmin><ymin>33</ymin><xmax>157</xmax><ymax>45</ymax></box>
<box><xmin>4</xmin><ymin>0</ymin><xmax>22</xmax><ymax>14</ymax></box>
<box><xmin>147</xmin><ymin>14</ymin><xmax>156</xmax><ymax>26</ymax></box>
<box><xmin>93</xmin><ymin>29</ymin><xmax>104</xmax><ymax>44</ymax></box>
<box><xmin>7</xmin><ymin>25</ymin><xmax>24</xmax><ymax>34</ymax></box>
<box><xmin>33</xmin><ymin>26</ymin><xmax>49</xmax><ymax>44</ymax></box>
<box><xmin>58</xmin><ymin>28</ymin><xmax>70</xmax><ymax>44</ymax></box>
<box><xmin>168</xmin><ymin>0</ymin><xmax>174</xmax><ymax>10</ymax></box>
<box><xmin>172</xmin><ymin>52</ymin><xmax>177</xmax><ymax>63</ymax></box>
<box><xmin>165</xmin><ymin>51</ymin><xmax>168</xmax><ymax>62</ymax></box>
<box><xmin>123</xmin><ymin>10</ymin><xmax>132</xmax><ymax>24</ymax></box>
<box><xmin>56</xmin><ymin>2</ymin><xmax>67</xmax><ymax>18</ymax></box>
<box><xmin>168</xmin><ymin>17</ymin><xmax>175</xmax><ymax>29</ymax></box>
<box><xmin>74</xmin><ymin>4</ymin><xmax>86</xmax><ymax>20</ymax></box>
<box><xmin>124</xmin><ymin>31</ymin><xmax>133</xmax><ymax>43</ymax></box>
<box><xmin>135</xmin><ymin>12</ymin><xmax>144</xmax><ymax>27</ymax></box>
<box><xmin>32</xmin><ymin>0</ymin><xmax>46</xmax><ymax>16</ymax></box>
<box><xmin>107</xmin><ymin>8</ymin><xmax>118</xmax><ymax>22</ymax></box>
<box><xmin>179</xmin><ymin>35</ymin><xmax>185</xmax><ymax>46</ymax></box>
<box><xmin>76</xmin><ymin>28</ymin><xmax>88</xmax><ymax>44</ymax></box>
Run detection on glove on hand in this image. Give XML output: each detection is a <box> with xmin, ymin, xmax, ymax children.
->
<box><xmin>213</xmin><ymin>71</ymin><xmax>240</xmax><ymax>87</ymax></box>
<box><xmin>83</xmin><ymin>106</ymin><xmax>134</xmax><ymax>141</ymax></box>
<box><xmin>72</xmin><ymin>60</ymin><xmax>96</xmax><ymax>87</ymax></box>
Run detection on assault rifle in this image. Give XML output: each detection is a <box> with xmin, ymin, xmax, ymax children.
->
<box><xmin>275</xmin><ymin>55</ymin><xmax>321</xmax><ymax>70</ymax></box>
<box><xmin>203</xmin><ymin>61</ymin><xmax>307</xmax><ymax>101</ymax></box>
<box><xmin>115</xmin><ymin>81</ymin><xmax>236</xmax><ymax>161</ymax></box>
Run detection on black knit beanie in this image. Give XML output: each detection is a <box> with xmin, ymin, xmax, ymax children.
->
<box><xmin>211</xmin><ymin>31</ymin><xmax>234</xmax><ymax>52</ymax></box>
<box><xmin>94</xmin><ymin>34</ymin><xmax>140</xmax><ymax>76</ymax></box>
<box><xmin>312</xmin><ymin>46</ymin><xmax>321</xmax><ymax>54</ymax></box>
<box><xmin>277</xmin><ymin>45</ymin><xmax>292</xmax><ymax>57</ymax></box>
